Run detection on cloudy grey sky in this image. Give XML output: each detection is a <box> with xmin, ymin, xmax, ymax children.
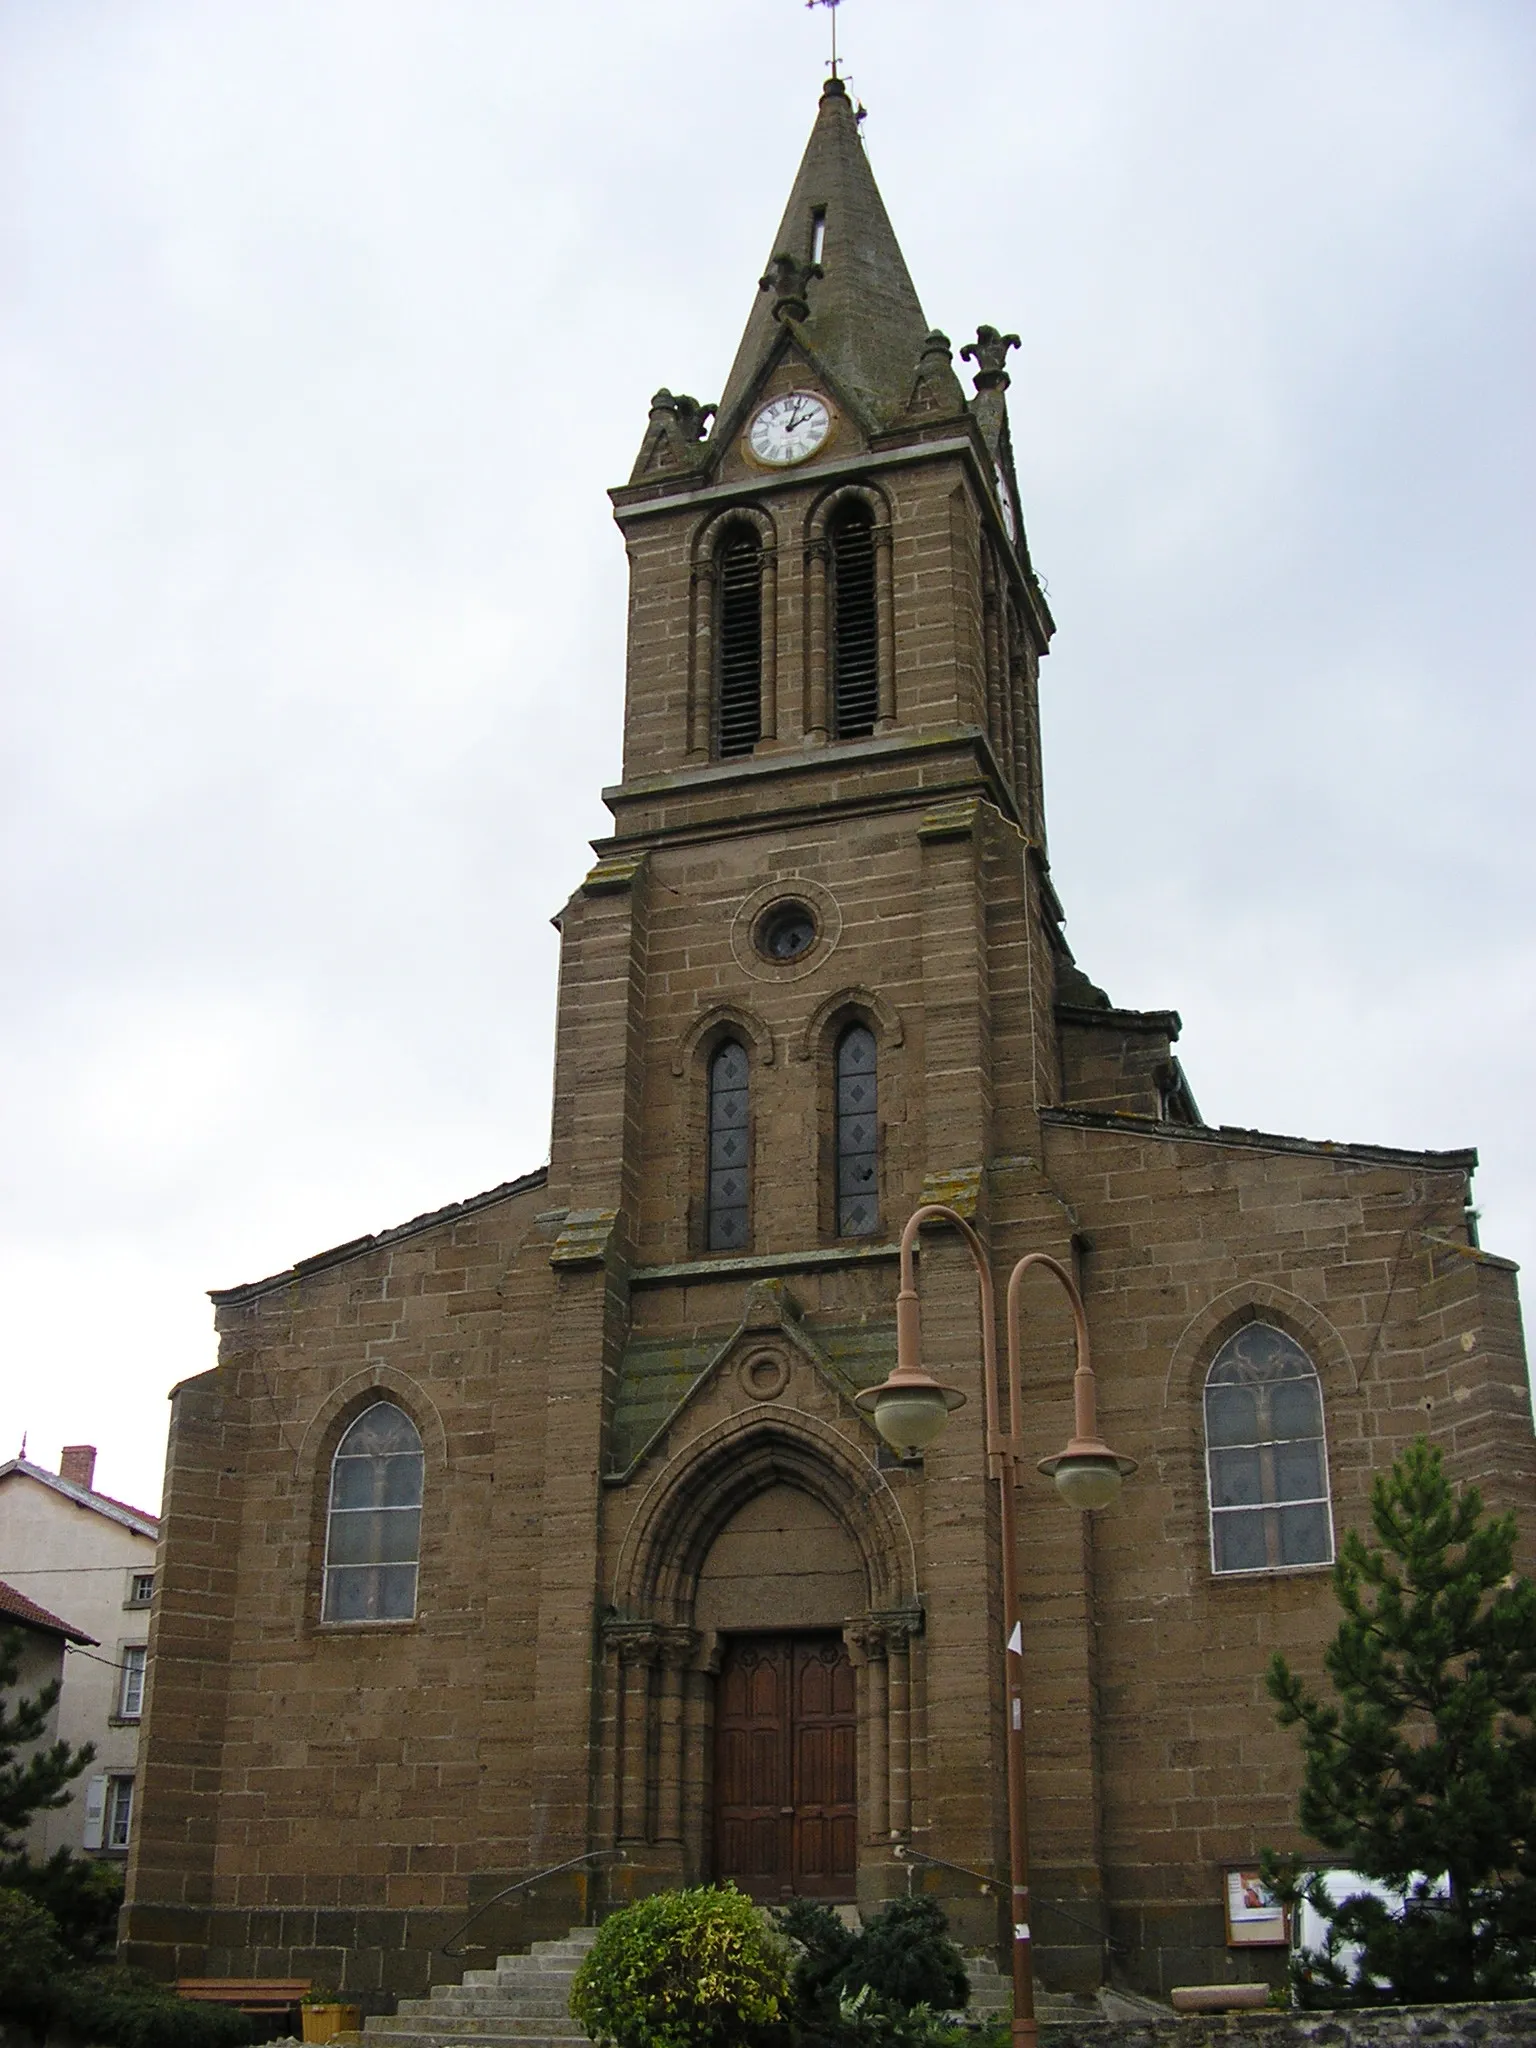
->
<box><xmin>3</xmin><ymin>1</ymin><xmax>1532</xmax><ymax>1515</ymax></box>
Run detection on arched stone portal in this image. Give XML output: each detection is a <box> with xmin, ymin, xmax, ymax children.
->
<box><xmin>601</xmin><ymin>1414</ymin><xmax>923</xmax><ymax>1902</ymax></box>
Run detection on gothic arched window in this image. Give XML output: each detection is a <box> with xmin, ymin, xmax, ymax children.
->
<box><xmin>714</xmin><ymin>527</ymin><xmax>763</xmax><ymax>759</ymax></box>
<box><xmin>707</xmin><ymin>1039</ymin><xmax>751</xmax><ymax>1250</ymax></box>
<box><xmin>835</xmin><ymin>1023</ymin><xmax>878</xmax><ymax>1236</ymax></box>
<box><xmin>830</xmin><ymin>502</ymin><xmax>878</xmax><ymax>739</ymax></box>
<box><xmin>323</xmin><ymin>1401</ymin><xmax>424</xmax><ymax>1622</ymax></box>
<box><xmin>1204</xmin><ymin>1324</ymin><xmax>1334</xmax><ymax>1574</ymax></box>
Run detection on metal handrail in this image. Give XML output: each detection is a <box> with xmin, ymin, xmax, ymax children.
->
<box><xmin>892</xmin><ymin>1845</ymin><xmax>1128</xmax><ymax>1957</ymax></box>
<box><xmin>440</xmin><ymin>1849</ymin><xmax>626</xmax><ymax>1957</ymax></box>
<box><xmin>893</xmin><ymin>1844</ymin><xmax>999</xmax><ymax>1895</ymax></box>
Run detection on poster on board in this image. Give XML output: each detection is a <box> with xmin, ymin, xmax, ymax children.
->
<box><xmin>1224</xmin><ymin>1868</ymin><xmax>1288</xmax><ymax>1947</ymax></box>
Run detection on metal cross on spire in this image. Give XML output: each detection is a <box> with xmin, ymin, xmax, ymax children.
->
<box><xmin>806</xmin><ymin>0</ymin><xmax>843</xmax><ymax>78</ymax></box>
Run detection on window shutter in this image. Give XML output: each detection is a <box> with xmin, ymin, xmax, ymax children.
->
<box><xmin>82</xmin><ymin>1773</ymin><xmax>107</xmax><ymax>1849</ymax></box>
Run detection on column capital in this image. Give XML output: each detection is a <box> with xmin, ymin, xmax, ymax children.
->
<box><xmin>659</xmin><ymin>1626</ymin><xmax>701</xmax><ymax>1672</ymax></box>
<box><xmin>605</xmin><ymin>1619</ymin><xmax>664</xmax><ymax>1668</ymax></box>
<box><xmin>875</xmin><ymin>1609</ymin><xmax>924</xmax><ymax>1649</ymax></box>
<box><xmin>844</xmin><ymin>1617</ymin><xmax>889</xmax><ymax>1663</ymax></box>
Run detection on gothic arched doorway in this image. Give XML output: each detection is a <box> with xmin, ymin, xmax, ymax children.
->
<box><xmin>604</xmin><ymin>1414</ymin><xmax>922</xmax><ymax>1897</ymax></box>
<box><xmin>701</xmin><ymin>1483</ymin><xmax>862</xmax><ymax>1900</ymax></box>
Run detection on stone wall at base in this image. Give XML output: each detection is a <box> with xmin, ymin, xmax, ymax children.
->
<box><xmin>1042</xmin><ymin>2003</ymin><xmax>1536</xmax><ymax>2047</ymax></box>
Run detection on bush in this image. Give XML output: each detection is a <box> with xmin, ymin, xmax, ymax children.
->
<box><xmin>569</xmin><ymin>1885</ymin><xmax>790</xmax><ymax>2048</ymax></box>
<box><xmin>52</xmin><ymin>1970</ymin><xmax>259</xmax><ymax>2048</ymax></box>
<box><xmin>0</xmin><ymin>1849</ymin><xmax>124</xmax><ymax>1962</ymax></box>
<box><xmin>0</xmin><ymin>1886</ymin><xmax>67</xmax><ymax>2035</ymax></box>
<box><xmin>776</xmin><ymin>1896</ymin><xmax>970</xmax><ymax>2048</ymax></box>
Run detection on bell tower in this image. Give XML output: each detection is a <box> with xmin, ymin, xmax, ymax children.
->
<box><xmin>610</xmin><ymin>74</ymin><xmax>1052</xmax><ymax>853</ymax></box>
<box><xmin>542</xmin><ymin>74</ymin><xmax>1110</xmax><ymax>1963</ymax></box>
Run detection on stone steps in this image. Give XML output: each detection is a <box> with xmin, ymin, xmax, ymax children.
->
<box><xmin>363</xmin><ymin>1928</ymin><xmax>597</xmax><ymax>2048</ymax></box>
<box><xmin>364</xmin><ymin>1921</ymin><xmax>1069</xmax><ymax>2048</ymax></box>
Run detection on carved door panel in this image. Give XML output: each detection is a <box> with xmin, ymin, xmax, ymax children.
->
<box><xmin>791</xmin><ymin>1636</ymin><xmax>858</xmax><ymax>1896</ymax></box>
<box><xmin>714</xmin><ymin>1634</ymin><xmax>856</xmax><ymax>1901</ymax></box>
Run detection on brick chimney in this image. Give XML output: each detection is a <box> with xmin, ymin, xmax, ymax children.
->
<box><xmin>59</xmin><ymin>1445</ymin><xmax>97</xmax><ymax>1492</ymax></box>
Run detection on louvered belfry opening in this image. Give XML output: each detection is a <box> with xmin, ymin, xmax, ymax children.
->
<box><xmin>830</xmin><ymin>502</ymin><xmax>879</xmax><ymax>739</ymax></box>
<box><xmin>714</xmin><ymin>526</ymin><xmax>763</xmax><ymax>758</ymax></box>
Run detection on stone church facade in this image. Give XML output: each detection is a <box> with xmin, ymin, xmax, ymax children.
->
<box><xmin>123</xmin><ymin>80</ymin><xmax>1533</xmax><ymax>2004</ymax></box>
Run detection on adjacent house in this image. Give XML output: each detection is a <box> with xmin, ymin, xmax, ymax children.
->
<box><xmin>0</xmin><ymin>1448</ymin><xmax>159</xmax><ymax>1861</ymax></box>
<box><xmin>0</xmin><ymin>1578</ymin><xmax>97</xmax><ymax>1857</ymax></box>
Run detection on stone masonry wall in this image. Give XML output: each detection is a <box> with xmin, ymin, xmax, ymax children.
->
<box><xmin>1041</xmin><ymin>2007</ymin><xmax>1536</xmax><ymax>2048</ymax></box>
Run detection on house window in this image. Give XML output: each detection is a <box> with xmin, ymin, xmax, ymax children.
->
<box><xmin>707</xmin><ymin>1040</ymin><xmax>750</xmax><ymax>1250</ymax></box>
<box><xmin>830</xmin><ymin>502</ymin><xmax>878</xmax><ymax>738</ymax></box>
<box><xmin>715</xmin><ymin>527</ymin><xmax>763</xmax><ymax>758</ymax></box>
<box><xmin>322</xmin><ymin>1402</ymin><xmax>424</xmax><ymax>1623</ymax></box>
<box><xmin>106</xmin><ymin>1775</ymin><xmax>134</xmax><ymax>1850</ymax></box>
<box><xmin>128</xmin><ymin>1572</ymin><xmax>154</xmax><ymax>1607</ymax></box>
<box><xmin>1205</xmin><ymin>1323</ymin><xmax>1334</xmax><ymax>1574</ymax></box>
<box><xmin>118</xmin><ymin>1644</ymin><xmax>147</xmax><ymax>1720</ymax></box>
<box><xmin>835</xmin><ymin>1024</ymin><xmax>878</xmax><ymax>1236</ymax></box>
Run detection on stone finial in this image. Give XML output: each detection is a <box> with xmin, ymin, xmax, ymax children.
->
<box><xmin>629</xmin><ymin>388</ymin><xmax>717</xmax><ymax>483</ymax></box>
<box><xmin>961</xmin><ymin>324</ymin><xmax>1020</xmax><ymax>392</ymax></box>
<box><xmin>759</xmin><ymin>251</ymin><xmax>824</xmax><ymax>325</ymax></box>
<box><xmin>902</xmin><ymin>329</ymin><xmax>966</xmax><ymax>420</ymax></box>
<box><xmin>667</xmin><ymin>392</ymin><xmax>715</xmax><ymax>444</ymax></box>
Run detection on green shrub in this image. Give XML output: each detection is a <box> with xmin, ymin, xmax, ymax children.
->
<box><xmin>53</xmin><ymin>1968</ymin><xmax>259</xmax><ymax>2048</ymax></box>
<box><xmin>0</xmin><ymin>1885</ymin><xmax>67</xmax><ymax>2034</ymax></box>
<box><xmin>776</xmin><ymin>1896</ymin><xmax>970</xmax><ymax>2048</ymax></box>
<box><xmin>0</xmin><ymin>1848</ymin><xmax>125</xmax><ymax>1962</ymax></box>
<box><xmin>569</xmin><ymin>1885</ymin><xmax>790</xmax><ymax>2048</ymax></box>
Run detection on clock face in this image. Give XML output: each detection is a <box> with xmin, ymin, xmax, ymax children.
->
<box><xmin>748</xmin><ymin>392</ymin><xmax>832</xmax><ymax>466</ymax></box>
<box><xmin>993</xmin><ymin>460</ymin><xmax>1018</xmax><ymax>542</ymax></box>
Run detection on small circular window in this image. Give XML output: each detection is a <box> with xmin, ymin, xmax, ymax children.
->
<box><xmin>755</xmin><ymin>900</ymin><xmax>818</xmax><ymax>964</ymax></box>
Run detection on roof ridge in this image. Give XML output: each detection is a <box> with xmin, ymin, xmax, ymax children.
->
<box><xmin>0</xmin><ymin>1459</ymin><xmax>159</xmax><ymax>1533</ymax></box>
<box><xmin>209</xmin><ymin>1162</ymin><xmax>551</xmax><ymax>1306</ymax></box>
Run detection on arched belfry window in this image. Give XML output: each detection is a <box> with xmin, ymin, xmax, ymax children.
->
<box><xmin>835</xmin><ymin>1024</ymin><xmax>878</xmax><ymax>1236</ymax></box>
<box><xmin>830</xmin><ymin>502</ymin><xmax>878</xmax><ymax>739</ymax></box>
<box><xmin>714</xmin><ymin>526</ymin><xmax>763</xmax><ymax>759</ymax></box>
<box><xmin>323</xmin><ymin>1401</ymin><xmax>424</xmax><ymax>1622</ymax></box>
<box><xmin>707</xmin><ymin>1040</ymin><xmax>750</xmax><ymax>1249</ymax></box>
<box><xmin>1204</xmin><ymin>1324</ymin><xmax>1334</xmax><ymax>1574</ymax></box>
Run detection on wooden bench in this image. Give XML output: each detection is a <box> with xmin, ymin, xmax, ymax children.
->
<box><xmin>177</xmin><ymin>1980</ymin><xmax>311</xmax><ymax>2017</ymax></box>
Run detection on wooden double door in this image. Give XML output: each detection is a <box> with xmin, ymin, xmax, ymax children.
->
<box><xmin>714</xmin><ymin>1633</ymin><xmax>858</xmax><ymax>1901</ymax></box>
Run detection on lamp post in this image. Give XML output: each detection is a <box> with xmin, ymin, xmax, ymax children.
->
<box><xmin>854</xmin><ymin>1203</ymin><xmax>1136</xmax><ymax>2048</ymax></box>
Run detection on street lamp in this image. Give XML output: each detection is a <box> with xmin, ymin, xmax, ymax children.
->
<box><xmin>855</xmin><ymin>1202</ymin><xmax>1136</xmax><ymax>2048</ymax></box>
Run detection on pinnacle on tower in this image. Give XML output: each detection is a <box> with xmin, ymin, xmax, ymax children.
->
<box><xmin>716</xmin><ymin>77</ymin><xmax>931</xmax><ymax>433</ymax></box>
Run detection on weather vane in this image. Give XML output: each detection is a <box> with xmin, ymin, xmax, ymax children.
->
<box><xmin>806</xmin><ymin>0</ymin><xmax>842</xmax><ymax>79</ymax></box>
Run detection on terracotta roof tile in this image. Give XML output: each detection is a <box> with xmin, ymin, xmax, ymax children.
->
<box><xmin>0</xmin><ymin>1578</ymin><xmax>97</xmax><ymax>1645</ymax></box>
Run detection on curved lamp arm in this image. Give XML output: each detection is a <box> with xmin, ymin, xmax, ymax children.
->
<box><xmin>1006</xmin><ymin>1251</ymin><xmax>1137</xmax><ymax>1507</ymax></box>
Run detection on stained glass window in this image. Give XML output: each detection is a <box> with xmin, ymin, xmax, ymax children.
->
<box><xmin>707</xmin><ymin>1040</ymin><xmax>750</xmax><ymax>1250</ymax></box>
<box><xmin>323</xmin><ymin>1401</ymin><xmax>424</xmax><ymax>1622</ymax></box>
<box><xmin>1204</xmin><ymin>1324</ymin><xmax>1333</xmax><ymax>1574</ymax></box>
<box><xmin>836</xmin><ymin>1024</ymin><xmax>878</xmax><ymax>1236</ymax></box>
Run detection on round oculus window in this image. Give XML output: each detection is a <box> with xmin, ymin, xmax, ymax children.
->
<box><xmin>755</xmin><ymin>900</ymin><xmax>818</xmax><ymax>964</ymax></box>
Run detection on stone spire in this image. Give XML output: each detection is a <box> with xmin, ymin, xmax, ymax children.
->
<box><xmin>715</xmin><ymin>77</ymin><xmax>931</xmax><ymax>432</ymax></box>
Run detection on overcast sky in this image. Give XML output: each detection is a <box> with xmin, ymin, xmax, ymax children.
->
<box><xmin>3</xmin><ymin>0</ymin><xmax>1532</xmax><ymax>1517</ymax></box>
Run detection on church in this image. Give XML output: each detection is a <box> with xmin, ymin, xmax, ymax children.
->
<box><xmin>123</xmin><ymin>77</ymin><xmax>1534</xmax><ymax>2006</ymax></box>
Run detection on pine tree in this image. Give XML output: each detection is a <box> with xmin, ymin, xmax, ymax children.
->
<box><xmin>1266</xmin><ymin>1437</ymin><xmax>1536</xmax><ymax>2004</ymax></box>
<box><xmin>0</xmin><ymin>1627</ymin><xmax>96</xmax><ymax>1855</ymax></box>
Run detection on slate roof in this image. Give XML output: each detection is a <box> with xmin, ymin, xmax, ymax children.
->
<box><xmin>716</xmin><ymin>76</ymin><xmax>931</xmax><ymax>433</ymax></box>
<box><xmin>0</xmin><ymin>1459</ymin><xmax>159</xmax><ymax>1540</ymax></box>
